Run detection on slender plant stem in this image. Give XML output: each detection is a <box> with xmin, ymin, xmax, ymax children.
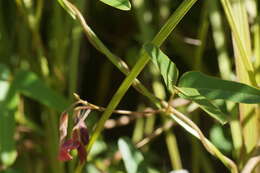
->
<box><xmin>165</xmin><ymin>130</ymin><xmax>183</xmax><ymax>170</ymax></box>
<box><xmin>87</xmin><ymin>0</ymin><xmax>198</xmax><ymax>152</ymax></box>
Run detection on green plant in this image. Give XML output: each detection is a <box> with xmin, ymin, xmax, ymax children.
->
<box><xmin>0</xmin><ymin>0</ymin><xmax>259</xmax><ymax>173</ymax></box>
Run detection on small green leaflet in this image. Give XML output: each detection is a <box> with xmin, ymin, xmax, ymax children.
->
<box><xmin>99</xmin><ymin>0</ymin><xmax>131</xmax><ymax>11</ymax></box>
<box><xmin>144</xmin><ymin>43</ymin><xmax>179</xmax><ymax>94</ymax></box>
<box><xmin>178</xmin><ymin>71</ymin><xmax>260</xmax><ymax>104</ymax></box>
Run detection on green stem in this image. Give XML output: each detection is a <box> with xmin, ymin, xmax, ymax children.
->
<box><xmin>87</xmin><ymin>0</ymin><xmax>198</xmax><ymax>153</ymax></box>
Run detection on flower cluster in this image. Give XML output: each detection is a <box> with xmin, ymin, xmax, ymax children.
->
<box><xmin>58</xmin><ymin>110</ymin><xmax>90</xmax><ymax>163</ymax></box>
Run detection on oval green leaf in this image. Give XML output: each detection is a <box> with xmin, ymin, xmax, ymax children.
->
<box><xmin>144</xmin><ymin>43</ymin><xmax>179</xmax><ymax>94</ymax></box>
<box><xmin>99</xmin><ymin>0</ymin><xmax>131</xmax><ymax>11</ymax></box>
<box><xmin>178</xmin><ymin>71</ymin><xmax>260</xmax><ymax>104</ymax></box>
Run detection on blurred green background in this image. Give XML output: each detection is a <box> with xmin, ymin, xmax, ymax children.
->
<box><xmin>0</xmin><ymin>0</ymin><xmax>259</xmax><ymax>173</ymax></box>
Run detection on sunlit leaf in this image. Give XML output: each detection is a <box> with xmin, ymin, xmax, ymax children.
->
<box><xmin>144</xmin><ymin>43</ymin><xmax>179</xmax><ymax>93</ymax></box>
<box><xmin>177</xmin><ymin>87</ymin><xmax>228</xmax><ymax>124</ymax></box>
<box><xmin>99</xmin><ymin>0</ymin><xmax>131</xmax><ymax>11</ymax></box>
<box><xmin>178</xmin><ymin>71</ymin><xmax>260</xmax><ymax>103</ymax></box>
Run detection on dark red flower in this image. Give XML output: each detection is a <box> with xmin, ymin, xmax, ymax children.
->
<box><xmin>58</xmin><ymin>139</ymin><xmax>80</xmax><ymax>161</ymax></box>
<box><xmin>58</xmin><ymin>110</ymin><xmax>90</xmax><ymax>163</ymax></box>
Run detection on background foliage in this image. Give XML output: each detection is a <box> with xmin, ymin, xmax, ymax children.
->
<box><xmin>0</xmin><ymin>0</ymin><xmax>259</xmax><ymax>173</ymax></box>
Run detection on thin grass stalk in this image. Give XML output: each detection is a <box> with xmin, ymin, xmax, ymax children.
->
<box><xmin>165</xmin><ymin>131</ymin><xmax>183</xmax><ymax>170</ymax></box>
<box><xmin>255</xmin><ymin>0</ymin><xmax>260</xmax><ymax>84</ymax></box>
<box><xmin>220</xmin><ymin>0</ymin><xmax>257</xmax><ymax>86</ymax></box>
<box><xmin>252</xmin><ymin>0</ymin><xmax>260</xmax><ymax>172</ymax></box>
<box><xmin>229</xmin><ymin>0</ymin><xmax>259</xmax><ymax>156</ymax></box>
